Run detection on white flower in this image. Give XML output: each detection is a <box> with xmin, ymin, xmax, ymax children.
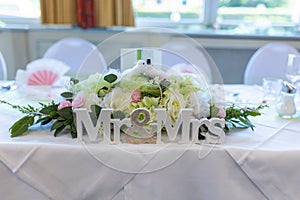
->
<box><xmin>83</xmin><ymin>93</ymin><xmax>101</xmax><ymax>110</ymax></box>
<box><xmin>188</xmin><ymin>91</ymin><xmax>210</xmax><ymax>119</ymax></box>
<box><xmin>101</xmin><ymin>87</ymin><xmax>132</xmax><ymax>114</ymax></box>
<box><xmin>75</xmin><ymin>73</ymin><xmax>103</xmax><ymax>95</ymax></box>
<box><xmin>166</xmin><ymin>88</ymin><xmax>187</xmax><ymax>122</ymax></box>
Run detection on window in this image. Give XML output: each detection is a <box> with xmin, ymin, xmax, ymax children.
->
<box><xmin>217</xmin><ymin>0</ymin><xmax>300</xmax><ymax>33</ymax></box>
<box><xmin>0</xmin><ymin>0</ymin><xmax>40</xmax><ymax>24</ymax></box>
<box><xmin>133</xmin><ymin>0</ymin><xmax>300</xmax><ymax>33</ymax></box>
<box><xmin>0</xmin><ymin>0</ymin><xmax>299</xmax><ymax>35</ymax></box>
<box><xmin>132</xmin><ymin>0</ymin><xmax>205</xmax><ymax>28</ymax></box>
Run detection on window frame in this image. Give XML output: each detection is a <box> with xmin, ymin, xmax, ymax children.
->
<box><xmin>134</xmin><ymin>0</ymin><xmax>217</xmax><ymax>28</ymax></box>
<box><xmin>216</xmin><ymin>0</ymin><xmax>300</xmax><ymax>29</ymax></box>
<box><xmin>134</xmin><ymin>0</ymin><xmax>300</xmax><ymax>31</ymax></box>
<box><xmin>0</xmin><ymin>0</ymin><xmax>299</xmax><ymax>34</ymax></box>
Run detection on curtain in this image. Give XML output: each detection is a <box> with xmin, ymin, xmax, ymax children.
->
<box><xmin>40</xmin><ymin>0</ymin><xmax>135</xmax><ymax>28</ymax></box>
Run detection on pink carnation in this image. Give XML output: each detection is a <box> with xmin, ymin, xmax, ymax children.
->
<box><xmin>217</xmin><ymin>106</ymin><xmax>226</xmax><ymax>118</ymax></box>
<box><xmin>131</xmin><ymin>90</ymin><xmax>141</xmax><ymax>103</ymax></box>
<box><xmin>72</xmin><ymin>95</ymin><xmax>85</xmax><ymax>108</ymax></box>
<box><xmin>58</xmin><ymin>101</ymin><xmax>72</xmax><ymax>110</ymax></box>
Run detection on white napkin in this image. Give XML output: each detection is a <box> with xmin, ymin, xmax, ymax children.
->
<box><xmin>15</xmin><ymin>58</ymin><xmax>70</xmax><ymax>99</ymax></box>
<box><xmin>15</xmin><ymin>58</ymin><xmax>70</xmax><ymax>87</ymax></box>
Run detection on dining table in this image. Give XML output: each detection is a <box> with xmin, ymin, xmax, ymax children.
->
<box><xmin>0</xmin><ymin>83</ymin><xmax>300</xmax><ymax>200</ymax></box>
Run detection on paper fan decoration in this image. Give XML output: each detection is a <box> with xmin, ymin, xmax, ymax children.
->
<box><xmin>15</xmin><ymin>58</ymin><xmax>70</xmax><ymax>86</ymax></box>
<box><xmin>28</xmin><ymin>69</ymin><xmax>59</xmax><ymax>85</ymax></box>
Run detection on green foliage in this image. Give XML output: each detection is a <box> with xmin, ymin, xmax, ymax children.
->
<box><xmin>0</xmin><ymin>100</ymin><xmax>38</xmax><ymax>114</ymax></box>
<box><xmin>9</xmin><ymin>115</ymin><xmax>35</xmax><ymax>137</ymax></box>
<box><xmin>98</xmin><ymin>74</ymin><xmax>119</xmax><ymax>97</ymax></box>
<box><xmin>60</xmin><ymin>92</ymin><xmax>74</xmax><ymax>99</ymax></box>
<box><xmin>112</xmin><ymin>110</ymin><xmax>126</xmax><ymax>120</ymax></box>
<box><xmin>70</xmin><ymin>78</ymin><xmax>79</xmax><ymax>85</ymax></box>
<box><xmin>224</xmin><ymin>104</ymin><xmax>268</xmax><ymax>132</ymax></box>
<box><xmin>1</xmin><ymin>70</ymin><xmax>269</xmax><ymax>140</ymax></box>
<box><xmin>159</xmin><ymin>79</ymin><xmax>171</xmax><ymax>91</ymax></box>
<box><xmin>104</xmin><ymin>74</ymin><xmax>118</xmax><ymax>83</ymax></box>
<box><xmin>2</xmin><ymin>99</ymin><xmax>76</xmax><ymax>138</ymax></box>
<box><xmin>210</xmin><ymin>105</ymin><xmax>220</xmax><ymax>117</ymax></box>
<box><xmin>140</xmin><ymin>83</ymin><xmax>161</xmax><ymax>98</ymax></box>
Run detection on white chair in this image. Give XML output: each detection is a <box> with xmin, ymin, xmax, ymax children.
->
<box><xmin>243</xmin><ymin>42</ymin><xmax>300</xmax><ymax>85</ymax></box>
<box><xmin>160</xmin><ymin>40</ymin><xmax>213</xmax><ymax>83</ymax></box>
<box><xmin>43</xmin><ymin>37</ymin><xmax>107</xmax><ymax>78</ymax></box>
<box><xmin>0</xmin><ymin>51</ymin><xmax>8</xmax><ymax>80</ymax></box>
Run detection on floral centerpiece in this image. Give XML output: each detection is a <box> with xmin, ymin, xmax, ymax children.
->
<box><xmin>1</xmin><ymin>59</ymin><xmax>266</xmax><ymax>143</ymax></box>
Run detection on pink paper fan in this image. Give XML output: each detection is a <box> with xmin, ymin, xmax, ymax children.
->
<box><xmin>28</xmin><ymin>69</ymin><xmax>58</xmax><ymax>85</ymax></box>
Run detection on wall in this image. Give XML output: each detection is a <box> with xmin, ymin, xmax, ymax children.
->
<box><xmin>1</xmin><ymin>27</ymin><xmax>300</xmax><ymax>83</ymax></box>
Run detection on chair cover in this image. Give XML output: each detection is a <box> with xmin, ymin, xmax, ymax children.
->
<box><xmin>161</xmin><ymin>40</ymin><xmax>213</xmax><ymax>83</ymax></box>
<box><xmin>244</xmin><ymin>42</ymin><xmax>300</xmax><ymax>85</ymax></box>
<box><xmin>0</xmin><ymin>51</ymin><xmax>7</xmax><ymax>80</ymax></box>
<box><xmin>43</xmin><ymin>37</ymin><xmax>107</xmax><ymax>78</ymax></box>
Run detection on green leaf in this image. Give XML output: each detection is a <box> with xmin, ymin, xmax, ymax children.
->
<box><xmin>70</xmin><ymin>130</ymin><xmax>77</xmax><ymax>138</ymax></box>
<box><xmin>160</xmin><ymin>80</ymin><xmax>170</xmax><ymax>91</ymax></box>
<box><xmin>104</xmin><ymin>74</ymin><xmax>118</xmax><ymax>83</ymax></box>
<box><xmin>57</xmin><ymin>117</ymin><xmax>66</xmax><ymax>121</ymax></box>
<box><xmin>112</xmin><ymin>82</ymin><xmax>120</xmax><ymax>88</ymax></box>
<box><xmin>39</xmin><ymin>105</ymin><xmax>58</xmax><ymax>115</ymax></box>
<box><xmin>57</xmin><ymin>106</ymin><xmax>72</xmax><ymax>119</ymax></box>
<box><xmin>70</xmin><ymin>121</ymin><xmax>77</xmax><ymax>138</ymax></box>
<box><xmin>64</xmin><ymin>118</ymin><xmax>73</xmax><ymax>126</ymax></box>
<box><xmin>91</xmin><ymin>105</ymin><xmax>101</xmax><ymax>118</ymax></box>
<box><xmin>27</xmin><ymin>104</ymin><xmax>36</xmax><ymax>112</ymax></box>
<box><xmin>70</xmin><ymin>78</ymin><xmax>79</xmax><ymax>85</ymax></box>
<box><xmin>245</xmin><ymin>116</ymin><xmax>255</xmax><ymax>131</ymax></box>
<box><xmin>9</xmin><ymin>115</ymin><xmax>35</xmax><ymax>137</ymax></box>
<box><xmin>89</xmin><ymin>105</ymin><xmax>101</xmax><ymax>126</ymax></box>
<box><xmin>36</xmin><ymin>116</ymin><xmax>52</xmax><ymax>125</ymax></box>
<box><xmin>41</xmin><ymin>118</ymin><xmax>52</xmax><ymax>125</ymax></box>
<box><xmin>49</xmin><ymin>110</ymin><xmax>58</xmax><ymax>118</ymax></box>
<box><xmin>238</xmin><ymin>117</ymin><xmax>249</xmax><ymax>126</ymax></box>
<box><xmin>140</xmin><ymin>84</ymin><xmax>161</xmax><ymax>98</ymax></box>
<box><xmin>210</xmin><ymin>106</ymin><xmax>219</xmax><ymax>117</ymax></box>
<box><xmin>112</xmin><ymin>110</ymin><xmax>126</xmax><ymax>119</ymax></box>
<box><xmin>36</xmin><ymin>116</ymin><xmax>48</xmax><ymax>124</ymax></box>
<box><xmin>54</xmin><ymin>125</ymin><xmax>66</xmax><ymax>137</ymax></box>
<box><xmin>243</xmin><ymin>108</ymin><xmax>261</xmax><ymax>117</ymax></box>
<box><xmin>61</xmin><ymin>92</ymin><xmax>74</xmax><ymax>99</ymax></box>
<box><xmin>50</xmin><ymin>120</ymin><xmax>65</xmax><ymax>131</ymax></box>
<box><xmin>231</xmin><ymin>121</ymin><xmax>248</xmax><ymax>129</ymax></box>
<box><xmin>71</xmin><ymin>121</ymin><xmax>77</xmax><ymax>133</ymax></box>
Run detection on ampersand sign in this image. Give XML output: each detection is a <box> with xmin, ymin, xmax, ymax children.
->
<box><xmin>124</xmin><ymin>108</ymin><xmax>156</xmax><ymax>139</ymax></box>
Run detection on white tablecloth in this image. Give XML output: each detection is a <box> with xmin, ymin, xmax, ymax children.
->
<box><xmin>0</xmin><ymin>85</ymin><xmax>299</xmax><ymax>200</ymax></box>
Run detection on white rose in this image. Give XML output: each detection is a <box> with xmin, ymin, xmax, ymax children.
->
<box><xmin>167</xmin><ymin>88</ymin><xmax>187</xmax><ymax>122</ymax></box>
<box><xmin>188</xmin><ymin>91</ymin><xmax>210</xmax><ymax>119</ymax></box>
<box><xmin>83</xmin><ymin>93</ymin><xmax>101</xmax><ymax>110</ymax></box>
<box><xmin>107</xmin><ymin>87</ymin><xmax>132</xmax><ymax>113</ymax></box>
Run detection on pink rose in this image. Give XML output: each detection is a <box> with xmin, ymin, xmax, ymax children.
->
<box><xmin>182</xmin><ymin>69</ymin><xmax>193</xmax><ymax>73</ymax></box>
<box><xmin>58</xmin><ymin>101</ymin><xmax>72</xmax><ymax>110</ymax></box>
<box><xmin>131</xmin><ymin>90</ymin><xmax>141</xmax><ymax>103</ymax></box>
<box><xmin>217</xmin><ymin>106</ymin><xmax>226</xmax><ymax>118</ymax></box>
<box><xmin>72</xmin><ymin>95</ymin><xmax>85</xmax><ymax>108</ymax></box>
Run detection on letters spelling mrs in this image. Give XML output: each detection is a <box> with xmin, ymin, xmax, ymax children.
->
<box><xmin>74</xmin><ymin>108</ymin><xmax>225</xmax><ymax>144</ymax></box>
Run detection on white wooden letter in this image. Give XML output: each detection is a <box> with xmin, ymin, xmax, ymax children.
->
<box><xmin>155</xmin><ymin>108</ymin><xmax>193</xmax><ymax>143</ymax></box>
<box><xmin>74</xmin><ymin>108</ymin><xmax>112</xmax><ymax>143</ymax></box>
<box><xmin>191</xmin><ymin>118</ymin><xmax>225</xmax><ymax>144</ymax></box>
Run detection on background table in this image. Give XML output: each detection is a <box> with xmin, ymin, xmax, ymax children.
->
<box><xmin>0</xmin><ymin>85</ymin><xmax>300</xmax><ymax>200</ymax></box>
